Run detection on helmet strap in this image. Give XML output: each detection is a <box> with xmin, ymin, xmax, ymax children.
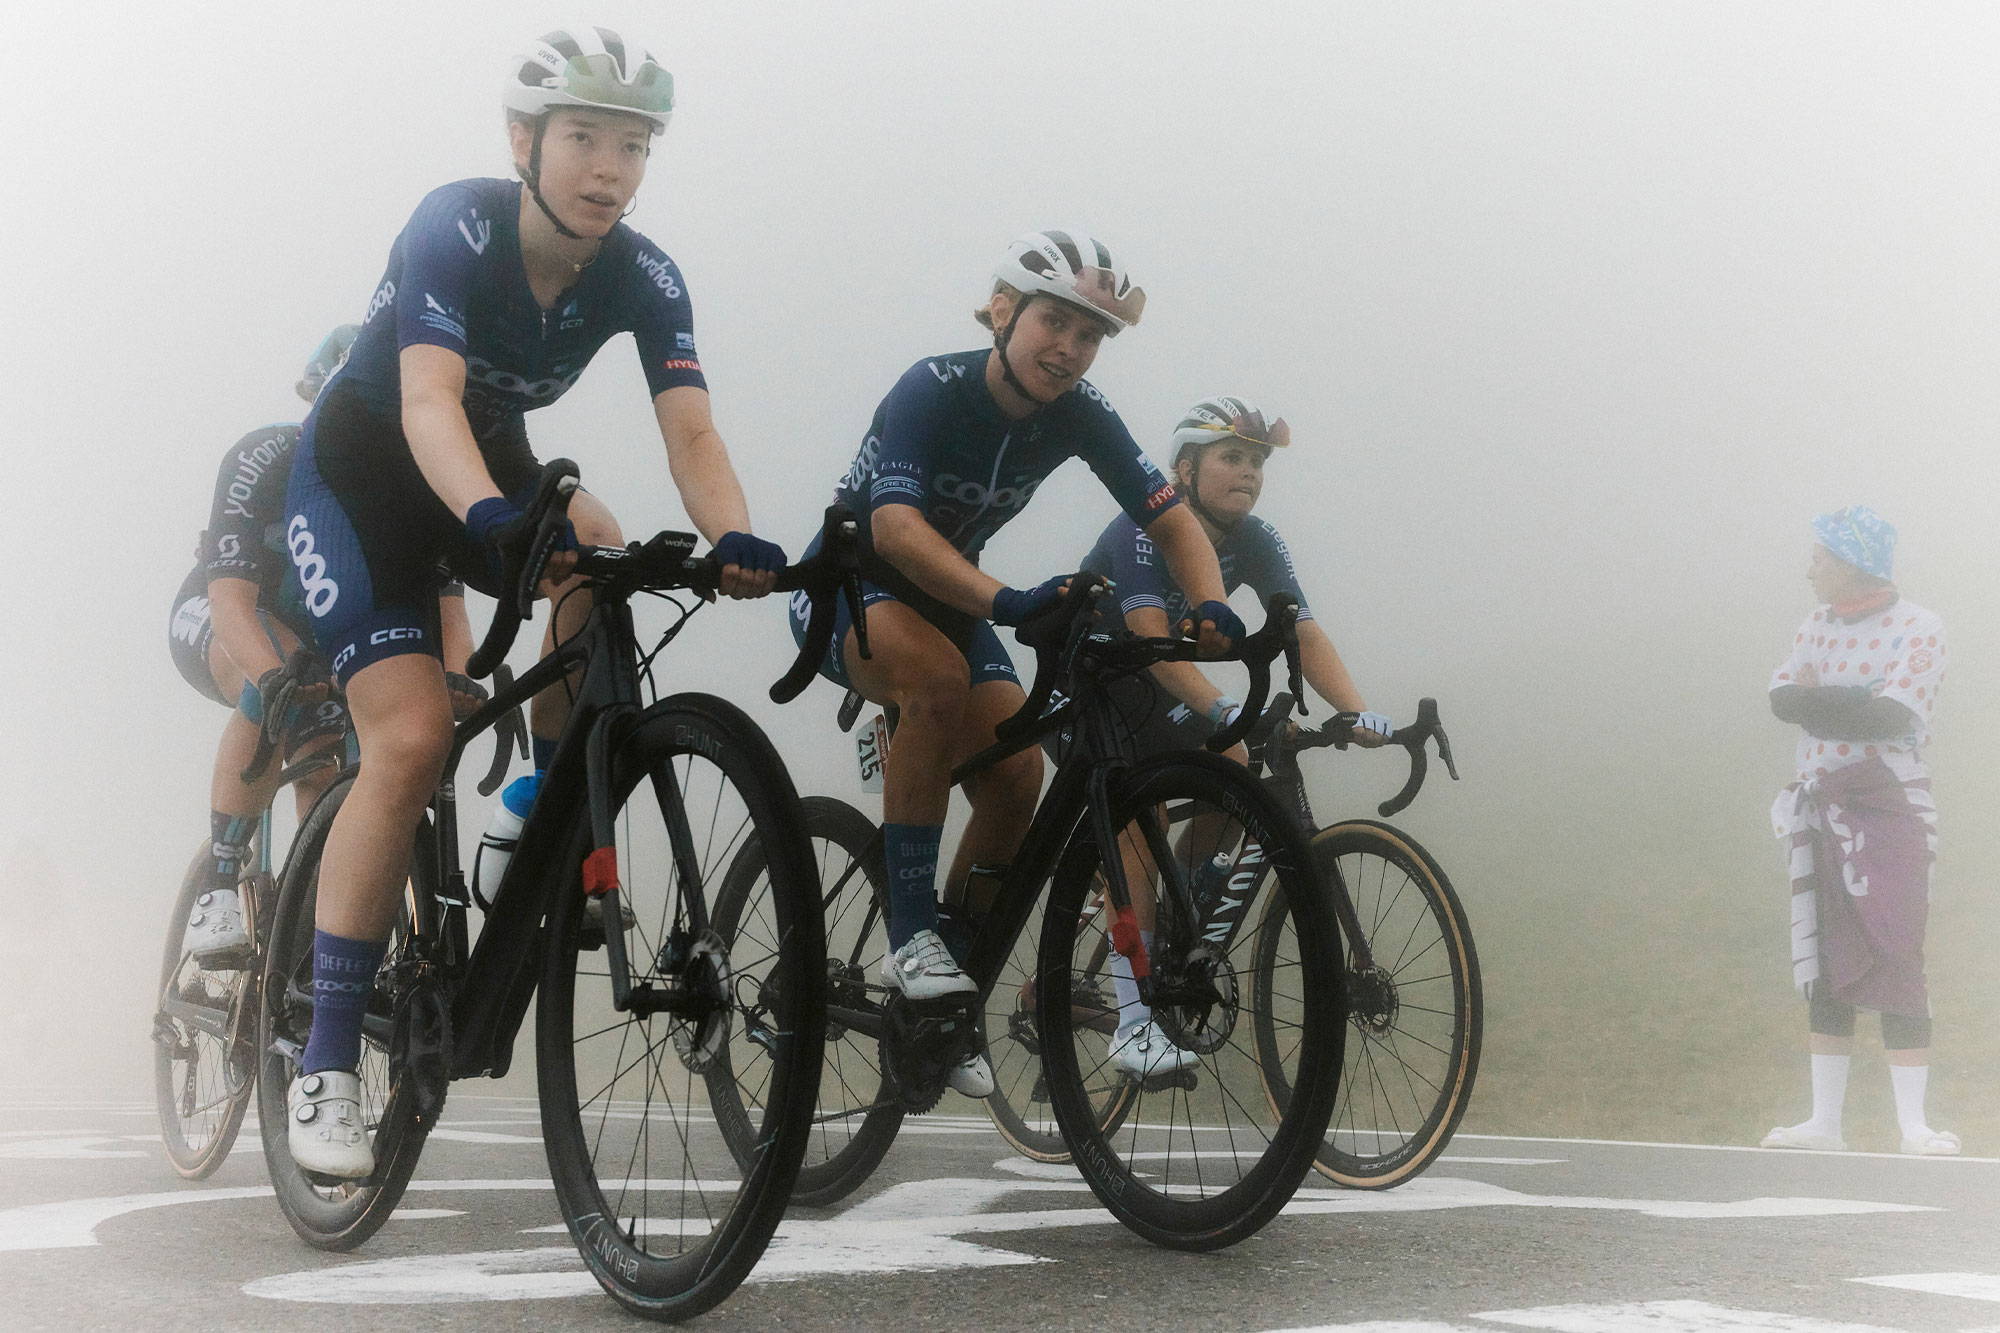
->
<box><xmin>994</xmin><ymin>294</ymin><xmax>1058</xmax><ymax>408</ymax></box>
<box><xmin>523</xmin><ymin>119</ymin><xmax>589</xmax><ymax>242</ymax></box>
<box><xmin>1180</xmin><ymin>446</ymin><xmax>1239</xmax><ymax>533</ymax></box>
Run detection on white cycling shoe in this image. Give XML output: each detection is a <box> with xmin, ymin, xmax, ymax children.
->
<box><xmin>948</xmin><ymin>1051</ymin><xmax>995</xmax><ymax>1098</ymax></box>
<box><xmin>1109</xmin><ymin>1019</ymin><xmax>1200</xmax><ymax>1079</ymax></box>
<box><xmin>288</xmin><ymin>1070</ymin><xmax>374</xmax><ymax>1179</ymax></box>
<box><xmin>881</xmin><ymin>929</ymin><xmax>976</xmax><ymax>1002</ymax></box>
<box><xmin>183</xmin><ymin>887</ymin><xmax>249</xmax><ymax>964</ymax></box>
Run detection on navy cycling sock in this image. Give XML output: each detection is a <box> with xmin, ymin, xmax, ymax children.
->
<box><xmin>882</xmin><ymin>823</ymin><xmax>942</xmax><ymax>952</ymax></box>
<box><xmin>301</xmin><ymin>929</ymin><xmax>389</xmax><ymax>1075</ymax></box>
<box><xmin>209</xmin><ymin>811</ymin><xmax>256</xmax><ymax>881</ymax></box>
<box><xmin>532</xmin><ymin>734</ymin><xmax>557</xmax><ymax>773</ymax></box>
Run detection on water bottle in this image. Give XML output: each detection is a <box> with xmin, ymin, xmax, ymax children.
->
<box><xmin>473</xmin><ymin>774</ymin><xmax>540</xmax><ymax>909</ymax></box>
<box><xmin>1192</xmin><ymin>850</ymin><xmax>1234</xmax><ymax>917</ymax></box>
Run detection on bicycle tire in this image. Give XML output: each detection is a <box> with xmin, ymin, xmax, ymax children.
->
<box><xmin>1037</xmin><ymin>751</ymin><xmax>1343</xmax><ymax>1250</ymax></box>
<box><xmin>714</xmin><ymin>794</ymin><xmax>904</xmax><ymax>1208</ymax></box>
<box><xmin>536</xmin><ymin>694</ymin><xmax>826</xmax><ymax>1321</ymax></box>
<box><xmin>1257</xmin><ymin>819</ymin><xmax>1481</xmax><ymax>1188</ymax></box>
<box><xmin>984</xmin><ymin>887</ymin><xmax>1134</xmax><ymax>1163</ymax></box>
<box><xmin>255</xmin><ymin>771</ymin><xmax>434</xmax><ymax>1251</ymax></box>
<box><xmin>153</xmin><ymin>844</ymin><xmax>256</xmax><ymax>1179</ymax></box>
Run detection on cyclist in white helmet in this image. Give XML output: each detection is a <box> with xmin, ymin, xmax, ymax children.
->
<box><xmin>278</xmin><ymin>26</ymin><xmax>785</xmax><ymax>1178</ymax></box>
<box><xmin>791</xmin><ymin>230</ymin><xmax>1240</xmax><ymax>1097</ymax></box>
<box><xmin>1071</xmin><ymin>396</ymin><xmax>1391</xmax><ymax>1077</ymax></box>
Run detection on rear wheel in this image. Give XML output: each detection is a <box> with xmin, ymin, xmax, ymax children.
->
<box><xmin>153</xmin><ymin>844</ymin><xmax>257</xmax><ymax>1179</ymax></box>
<box><xmin>255</xmin><ymin>774</ymin><xmax>434</xmax><ymax>1250</ymax></box>
<box><xmin>984</xmin><ymin>880</ymin><xmax>1132</xmax><ymax>1163</ymax></box>
<box><xmin>715</xmin><ymin>794</ymin><xmax>902</xmax><ymax>1208</ymax></box>
<box><xmin>536</xmin><ymin>695</ymin><xmax>825</xmax><ymax>1320</ymax></box>
<box><xmin>1271</xmin><ymin>820</ymin><xmax>1481</xmax><ymax>1188</ymax></box>
<box><xmin>1038</xmin><ymin>752</ymin><xmax>1342</xmax><ymax>1250</ymax></box>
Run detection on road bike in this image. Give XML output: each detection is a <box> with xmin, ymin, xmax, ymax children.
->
<box><xmin>151</xmin><ymin>652</ymin><xmax>359</xmax><ymax>1179</ymax></box>
<box><xmin>717</xmin><ymin>577</ymin><xmax>1346</xmax><ymax>1250</ymax></box>
<box><xmin>253</xmin><ymin>461</ymin><xmax>862</xmax><ymax>1320</ymax></box>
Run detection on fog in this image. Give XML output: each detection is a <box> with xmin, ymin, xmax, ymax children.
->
<box><xmin>3</xmin><ymin>3</ymin><xmax>1992</xmax><ymax>1141</ymax></box>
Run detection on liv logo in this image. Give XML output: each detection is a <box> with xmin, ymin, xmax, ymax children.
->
<box><xmin>458</xmin><ymin>213</ymin><xmax>492</xmax><ymax>254</ymax></box>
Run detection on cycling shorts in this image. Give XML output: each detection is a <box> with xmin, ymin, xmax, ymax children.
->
<box><xmin>785</xmin><ymin>533</ymin><xmax>1019</xmax><ymax>693</ymax></box>
<box><xmin>167</xmin><ymin>565</ymin><xmax>312</xmax><ymax>706</ymax></box>
<box><xmin>286</xmin><ymin>384</ymin><xmax>540</xmax><ymax>686</ymax></box>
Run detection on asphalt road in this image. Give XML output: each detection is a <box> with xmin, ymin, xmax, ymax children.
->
<box><xmin>3</xmin><ymin>1092</ymin><xmax>1995</xmax><ymax>1332</ymax></box>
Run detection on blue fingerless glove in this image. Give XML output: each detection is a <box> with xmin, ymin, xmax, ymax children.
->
<box><xmin>991</xmin><ymin>575</ymin><xmax>1069</xmax><ymax>627</ymax></box>
<box><xmin>714</xmin><ymin>530</ymin><xmax>786</xmax><ymax>574</ymax></box>
<box><xmin>464</xmin><ymin>496</ymin><xmax>525</xmax><ymax>547</ymax></box>
<box><xmin>1191</xmin><ymin>599</ymin><xmax>1247</xmax><ymax>646</ymax></box>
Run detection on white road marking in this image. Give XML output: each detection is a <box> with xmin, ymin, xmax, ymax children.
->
<box><xmin>1853</xmin><ymin>1272</ymin><xmax>2000</xmax><ymax>1303</ymax></box>
<box><xmin>1435</xmin><ymin>1156</ymin><xmax>1563</xmax><ymax>1166</ymax></box>
<box><xmin>0</xmin><ymin>1138</ymin><xmax>147</xmax><ymax>1160</ymax></box>
<box><xmin>390</xmin><ymin>1209</ymin><xmax>465</xmax><ymax>1221</ymax></box>
<box><xmin>1475</xmin><ymin>1299</ymin><xmax>1908</xmax><ymax>1331</ymax></box>
<box><xmin>1452</xmin><ymin>1132</ymin><xmax>2000</xmax><ymax>1165</ymax></box>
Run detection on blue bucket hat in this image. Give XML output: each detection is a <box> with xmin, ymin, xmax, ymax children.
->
<box><xmin>1812</xmin><ymin>505</ymin><xmax>1896</xmax><ymax>580</ymax></box>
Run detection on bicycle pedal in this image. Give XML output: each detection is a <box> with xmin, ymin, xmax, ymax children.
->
<box><xmin>190</xmin><ymin>943</ymin><xmax>254</xmax><ymax>971</ymax></box>
<box><xmin>1145</xmin><ymin>1067</ymin><xmax>1200</xmax><ymax>1094</ymax></box>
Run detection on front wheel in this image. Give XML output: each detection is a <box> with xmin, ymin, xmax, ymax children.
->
<box><xmin>1037</xmin><ymin>752</ymin><xmax>1343</xmax><ymax>1250</ymax></box>
<box><xmin>536</xmin><ymin>695</ymin><xmax>825</xmax><ymax>1321</ymax></box>
<box><xmin>255</xmin><ymin>772</ymin><xmax>435</xmax><ymax>1250</ymax></box>
<box><xmin>153</xmin><ymin>844</ymin><xmax>257</xmax><ymax>1179</ymax></box>
<box><xmin>1266</xmin><ymin>819</ymin><xmax>1481</xmax><ymax>1188</ymax></box>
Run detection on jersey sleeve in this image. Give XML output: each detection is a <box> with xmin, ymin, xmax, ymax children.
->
<box><xmin>202</xmin><ymin>425</ymin><xmax>297</xmax><ymax>582</ymax></box>
<box><xmin>1242</xmin><ymin>519</ymin><xmax>1315</xmax><ymax>622</ymax></box>
<box><xmin>1875</xmin><ymin>609</ymin><xmax>1945</xmax><ymax>725</ymax></box>
<box><xmin>394</xmin><ymin>184</ymin><xmax>487</xmax><ymax>357</ymax></box>
<box><xmin>1070</xmin><ymin>384</ymin><xmax>1181</xmax><ymax>527</ymax></box>
<box><xmin>1770</xmin><ymin>611</ymin><xmax>1821</xmax><ymax>691</ymax></box>
<box><xmin>625</xmin><ymin>239</ymin><xmax>708</xmax><ymax>396</ymax></box>
<box><xmin>1085</xmin><ymin>517</ymin><xmax>1171</xmax><ymax>620</ymax></box>
<box><xmin>866</xmin><ymin>361</ymin><xmax>954</xmax><ymax>513</ymax></box>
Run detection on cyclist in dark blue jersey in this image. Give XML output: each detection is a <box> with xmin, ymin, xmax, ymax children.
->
<box><xmin>1072</xmin><ymin>396</ymin><xmax>1393</xmax><ymax>1076</ymax></box>
<box><xmin>279</xmin><ymin>26</ymin><xmax>786</xmax><ymax>1178</ymax></box>
<box><xmin>169</xmin><ymin>327</ymin><xmax>483</xmax><ymax>969</ymax></box>
<box><xmin>789</xmin><ymin>230</ymin><xmax>1239</xmax><ymax>1096</ymax></box>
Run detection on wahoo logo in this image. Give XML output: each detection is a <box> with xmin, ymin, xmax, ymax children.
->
<box><xmin>457</xmin><ymin>212</ymin><xmax>491</xmax><ymax>255</ymax></box>
<box><xmin>634</xmin><ymin>250</ymin><xmax>682</xmax><ymax>297</ymax></box>
<box><xmin>286</xmin><ymin>514</ymin><xmax>340</xmax><ymax>616</ymax></box>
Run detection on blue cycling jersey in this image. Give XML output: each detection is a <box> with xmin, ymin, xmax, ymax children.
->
<box><xmin>832</xmin><ymin>349</ymin><xmax>1179</xmax><ymax>576</ymax></box>
<box><xmin>330</xmin><ymin>177</ymin><xmax>706</xmax><ymax>439</ymax></box>
<box><xmin>1084</xmin><ymin>513</ymin><xmax>1314</xmax><ymax>629</ymax></box>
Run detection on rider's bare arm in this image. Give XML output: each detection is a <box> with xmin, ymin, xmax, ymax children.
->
<box><xmin>400</xmin><ymin>343</ymin><xmax>503</xmax><ymax>518</ymax></box>
<box><xmin>652</xmin><ymin>386</ymin><xmax>772</xmax><ymax>598</ymax></box>
<box><xmin>871</xmin><ymin>503</ymin><xmax>1009</xmax><ymax>619</ymax></box>
<box><xmin>1298</xmin><ymin>618</ymin><xmax>1385</xmax><ymax>745</ymax></box>
<box><xmin>1144</xmin><ymin>505</ymin><xmax>1231</xmax><ymax>654</ymax></box>
<box><xmin>207</xmin><ymin>575</ymin><xmax>286</xmax><ymax>682</ymax></box>
<box><xmin>1126</xmin><ymin>604</ymin><xmax>1238</xmax><ymax>718</ymax></box>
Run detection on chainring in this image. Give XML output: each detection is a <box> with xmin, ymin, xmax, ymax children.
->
<box><xmin>879</xmin><ymin>992</ymin><xmax>979</xmax><ymax>1114</ymax></box>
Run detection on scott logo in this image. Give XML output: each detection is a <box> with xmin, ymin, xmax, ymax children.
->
<box><xmin>634</xmin><ymin>251</ymin><xmax>683</xmax><ymax>298</ymax></box>
<box><xmin>287</xmin><ymin>514</ymin><xmax>340</xmax><ymax>616</ymax></box>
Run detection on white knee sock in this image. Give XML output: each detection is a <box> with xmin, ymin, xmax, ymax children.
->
<box><xmin>1808</xmin><ymin>1052</ymin><xmax>1850</xmax><ymax>1133</ymax></box>
<box><xmin>1889</xmin><ymin>1064</ymin><xmax>1931</xmax><ymax>1137</ymax></box>
<box><xmin>1108</xmin><ymin>929</ymin><xmax>1154</xmax><ymax>1032</ymax></box>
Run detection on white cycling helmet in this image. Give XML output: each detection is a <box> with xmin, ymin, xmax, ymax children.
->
<box><xmin>504</xmin><ymin>26</ymin><xmax>674</xmax><ymax>133</ymax></box>
<box><xmin>993</xmin><ymin>229</ymin><xmax>1146</xmax><ymax>334</ymax></box>
<box><xmin>1172</xmin><ymin>395</ymin><xmax>1291</xmax><ymax>460</ymax></box>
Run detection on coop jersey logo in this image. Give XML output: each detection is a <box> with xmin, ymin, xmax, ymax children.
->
<box><xmin>287</xmin><ymin>515</ymin><xmax>339</xmax><ymax>616</ymax></box>
<box><xmin>935</xmin><ymin>472</ymin><xmax>1040</xmax><ymax>511</ymax></box>
<box><xmin>462</xmin><ymin>356</ymin><xmax>586</xmax><ymax>403</ymax></box>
